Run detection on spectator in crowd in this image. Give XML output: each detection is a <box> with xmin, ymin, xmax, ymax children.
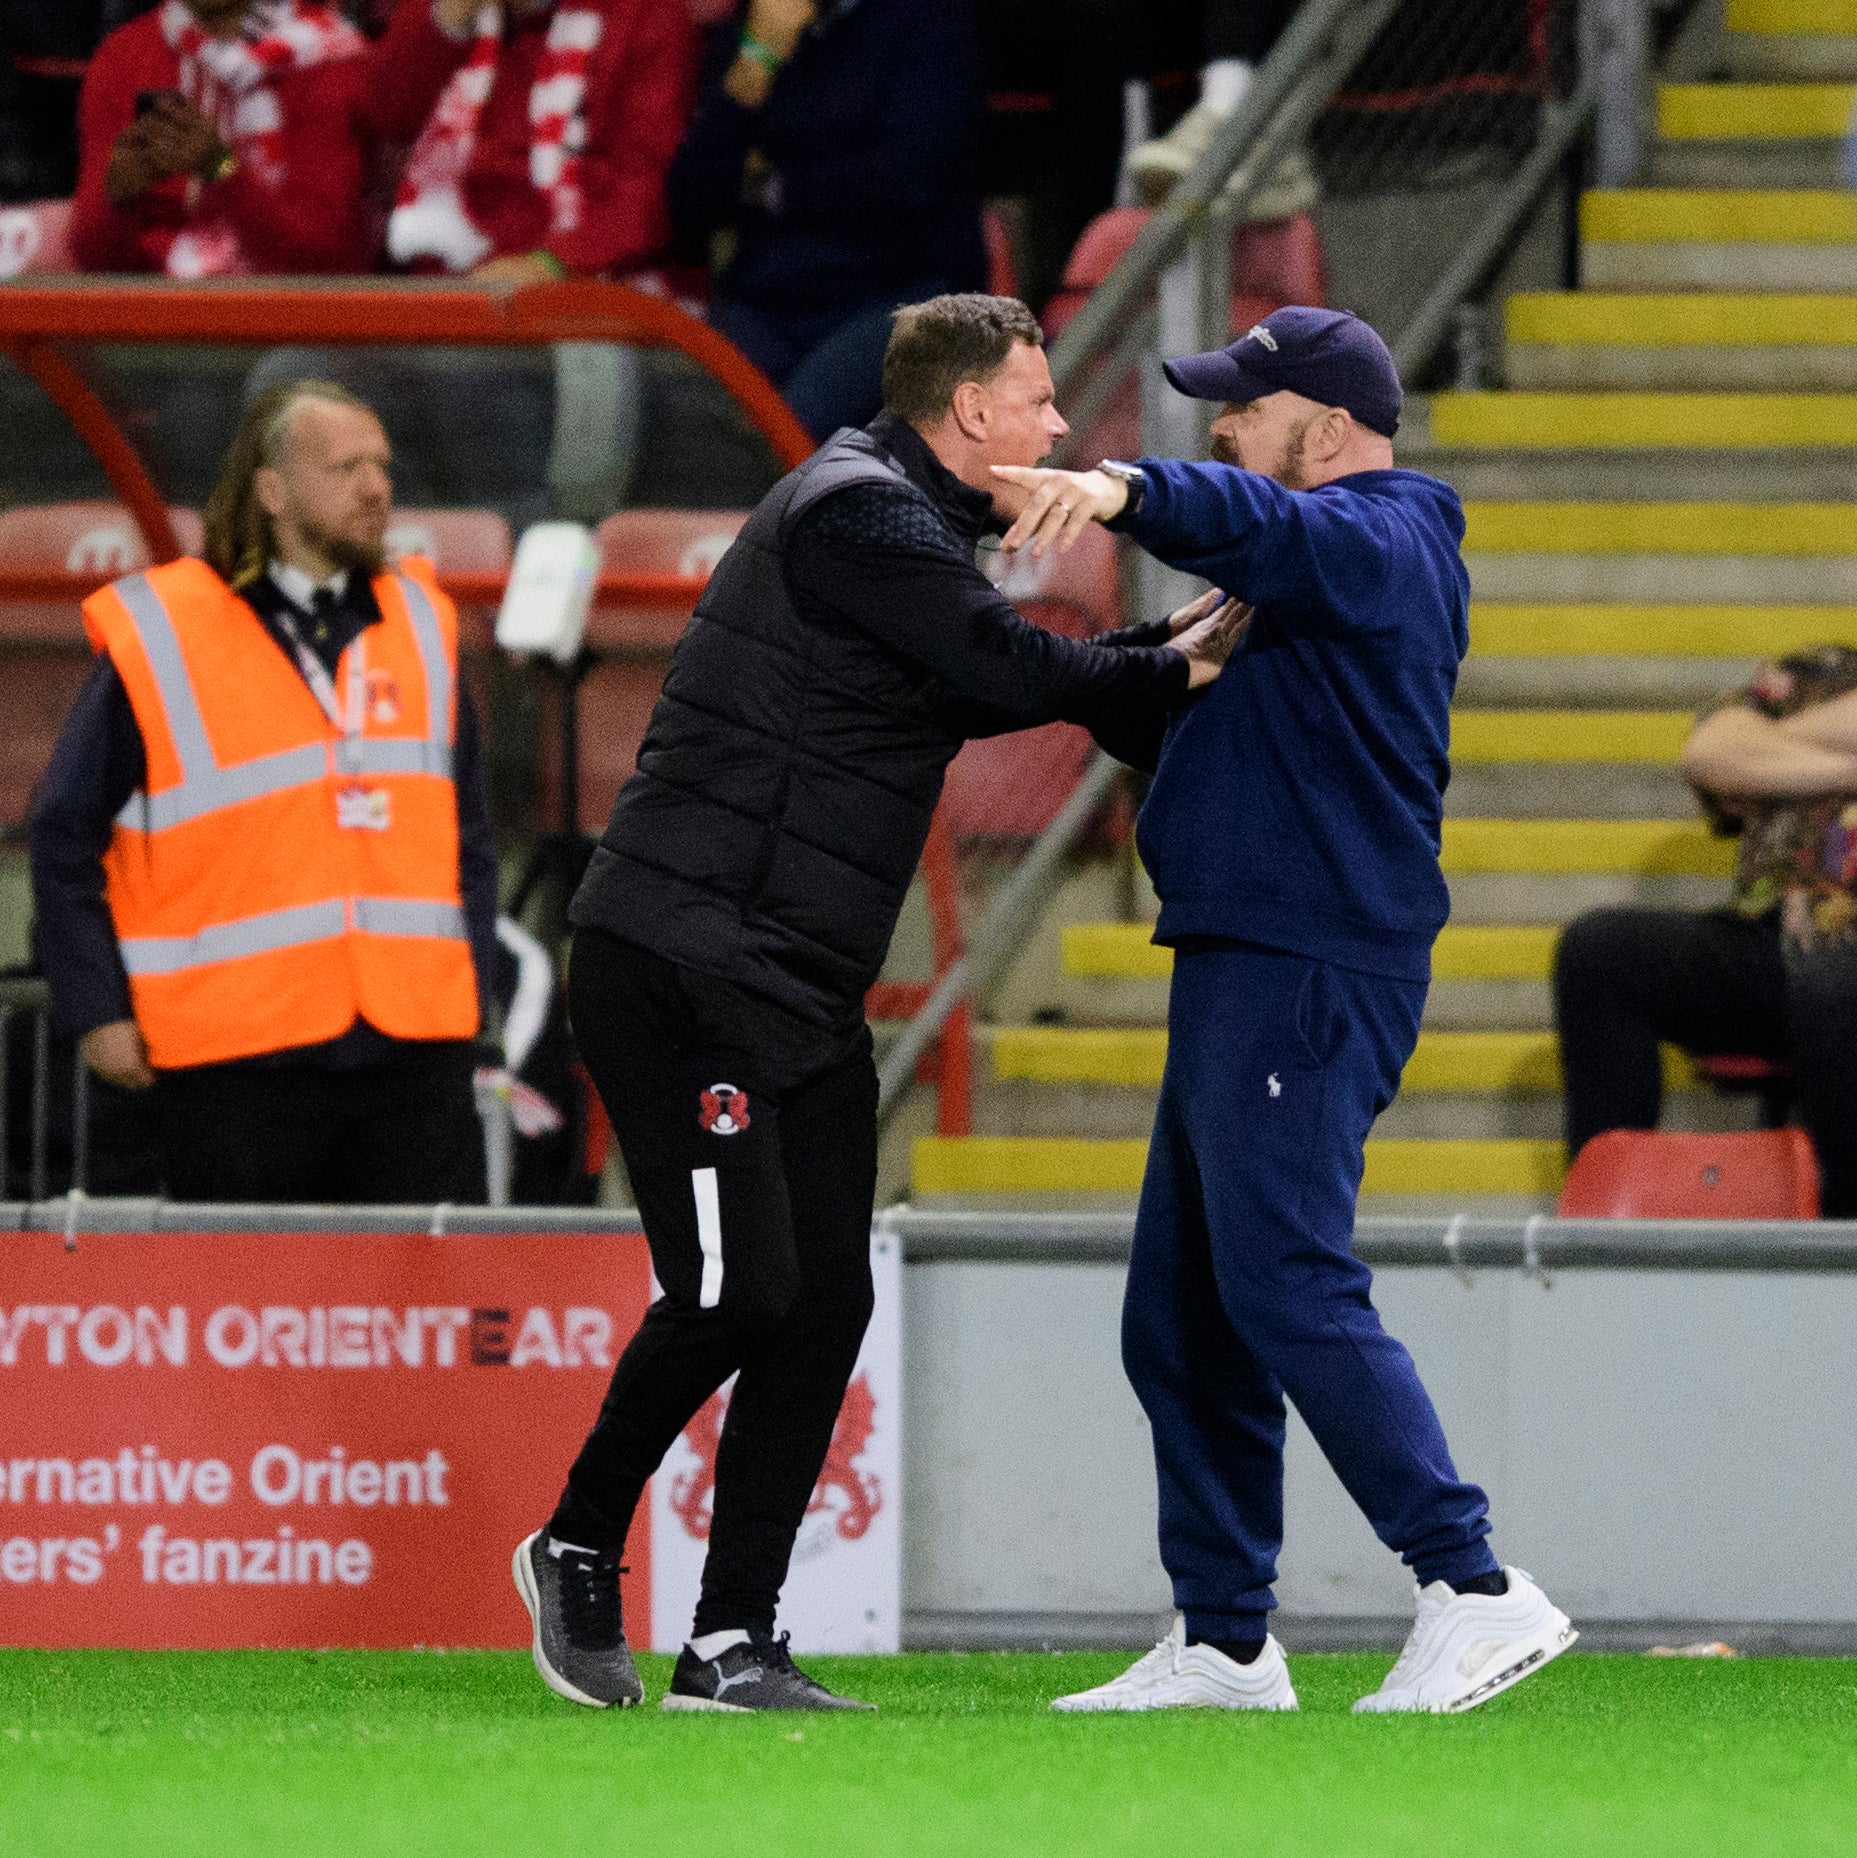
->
<box><xmin>1123</xmin><ymin>0</ymin><xmax>1314</xmax><ymax>218</ymax></box>
<box><xmin>668</xmin><ymin>0</ymin><xmax>988</xmax><ymax>441</ymax></box>
<box><xmin>1554</xmin><ymin>647</ymin><xmax>1857</xmax><ymax>1218</ymax></box>
<box><xmin>30</xmin><ymin>381</ymin><xmax>498</xmax><ymax>1204</ymax></box>
<box><xmin>386</xmin><ymin>0</ymin><xmax>695</xmax><ymax>287</ymax></box>
<box><xmin>367</xmin><ymin>0</ymin><xmax>696</xmax><ymax>519</ymax></box>
<box><xmin>70</xmin><ymin>0</ymin><xmax>480</xmax><ymax>276</ymax></box>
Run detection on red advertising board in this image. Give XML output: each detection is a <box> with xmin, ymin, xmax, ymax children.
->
<box><xmin>0</xmin><ymin>1229</ymin><xmax>653</xmax><ymax>1648</ymax></box>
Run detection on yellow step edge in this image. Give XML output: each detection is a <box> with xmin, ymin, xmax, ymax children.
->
<box><xmin>1063</xmin><ymin>922</ymin><xmax>1564</xmax><ymax>982</ymax></box>
<box><xmin>1728</xmin><ymin>0</ymin><xmax>1857</xmax><ymax>35</ymax></box>
<box><xmin>1463</xmin><ymin>502</ymin><xmax>1857</xmax><ymax>557</ymax></box>
<box><xmin>990</xmin><ymin>1027</ymin><xmax>1696</xmax><ymax>1094</ymax></box>
<box><xmin>1506</xmin><ymin>293</ymin><xmax>1857</xmax><ymax>348</ymax></box>
<box><xmin>1580</xmin><ymin>190</ymin><xmax>1857</xmax><ymax>245</ymax></box>
<box><xmin>1451</xmin><ymin>710</ymin><xmax>1690</xmax><ymax>764</ymax></box>
<box><xmin>912</xmin><ymin>1136</ymin><xmax>1566</xmax><ymax>1197</ymax></box>
<box><xmin>1470</xmin><ymin>603</ymin><xmax>1857</xmax><ymax>657</ymax></box>
<box><xmin>1439</xmin><ymin>819</ymin><xmax>1730</xmax><ymax>875</ymax></box>
<box><xmin>1434</xmin><ymin>392</ymin><xmax>1857</xmax><ymax>450</ymax></box>
<box><xmin>1659</xmin><ymin>83</ymin><xmax>1855</xmax><ymax>141</ymax></box>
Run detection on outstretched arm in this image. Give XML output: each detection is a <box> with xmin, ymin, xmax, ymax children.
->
<box><xmin>786</xmin><ymin>485</ymin><xmax>1237</xmax><ymax>730</ymax></box>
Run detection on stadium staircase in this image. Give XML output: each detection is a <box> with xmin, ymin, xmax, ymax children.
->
<box><xmin>907</xmin><ymin>0</ymin><xmax>1857</xmax><ymax>1213</ymax></box>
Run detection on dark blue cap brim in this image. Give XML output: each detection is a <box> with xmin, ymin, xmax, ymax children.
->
<box><xmin>1162</xmin><ymin>346</ymin><xmax>1276</xmax><ymax>403</ymax></box>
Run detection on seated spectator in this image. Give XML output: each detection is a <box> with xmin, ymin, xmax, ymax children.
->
<box><xmin>29</xmin><ymin>380</ymin><xmax>498</xmax><ymax>1203</ymax></box>
<box><xmin>1554</xmin><ymin>647</ymin><xmax>1857</xmax><ymax>1217</ymax></box>
<box><xmin>386</xmin><ymin>0</ymin><xmax>695</xmax><ymax>286</ymax></box>
<box><xmin>668</xmin><ymin>0</ymin><xmax>988</xmax><ymax>440</ymax></box>
<box><xmin>71</xmin><ymin>0</ymin><xmax>478</xmax><ymax>276</ymax></box>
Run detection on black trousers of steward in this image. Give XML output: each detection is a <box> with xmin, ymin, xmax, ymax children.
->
<box><xmin>1553</xmin><ymin>906</ymin><xmax>1857</xmax><ymax>1217</ymax></box>
<box><xmin>552</xmin><ymin>929</ymin><xmax>877</xmax><ymax>1637</ymax></box>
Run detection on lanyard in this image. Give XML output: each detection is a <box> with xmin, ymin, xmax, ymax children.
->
<box><xmin>274</xmin><ymin>604</ymin><xmax>367</xmax><ymax>773</ymax></box>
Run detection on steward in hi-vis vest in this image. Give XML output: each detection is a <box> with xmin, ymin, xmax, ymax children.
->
<box><xmin>30</xmin><ymin>380</ymin><xmax>495</xmax><ymax>1207</ymax></box>
<box><xmin>82</xmin><ymin>555</ymin><xmax>478</xmax><ymax>1070</ymax></box>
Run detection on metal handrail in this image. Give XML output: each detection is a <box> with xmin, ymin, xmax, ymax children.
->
<box><xmin>1045</xmin><ymin>0</ymin><xmax>1404</xmax><ymax>403</ymax></box>
<box><xmin>7</xmin><ymin>1199</ymin><xmax>1857</xmax><ymax>1270</ymax></box>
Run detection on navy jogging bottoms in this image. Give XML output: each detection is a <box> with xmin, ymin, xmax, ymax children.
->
<box><xmin>1121</xmin><ymin>941</ymin><xmax>1498</xmax><ymax>1638</ymax></box>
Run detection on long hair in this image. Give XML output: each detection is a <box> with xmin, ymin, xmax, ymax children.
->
<box><xmin>202</xmin><ymin>380</ymin><xmax>373</xmax><ymax>590</ymax></box>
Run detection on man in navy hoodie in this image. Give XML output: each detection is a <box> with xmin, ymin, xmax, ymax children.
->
<box><xmin>993</xmin><ymin>307</ymin><xmax>1575</xmax><ymax>1716</ymax></box>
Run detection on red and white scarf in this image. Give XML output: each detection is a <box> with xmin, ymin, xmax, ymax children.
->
<box><xmin>388</xmin><ymin>4</ymin><xmax>603</xmax><ymax>274</ymax></box>
<box><xmin>155</xmin><ymin>0</ymin><xmax>364</xmax><ymax>278</ymax></box>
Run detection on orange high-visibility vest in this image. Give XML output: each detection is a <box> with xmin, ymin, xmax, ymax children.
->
<box><xmin>82</xmin><ymin>556</ymin><xmax>480</xmax><ymax>1070</ymax></box>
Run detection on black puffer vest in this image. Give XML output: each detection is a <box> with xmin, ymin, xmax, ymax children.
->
<box><xmin>570</xmin><ymin>424</ymin><xmax>975</xmax><ymax>1031</ymax></box>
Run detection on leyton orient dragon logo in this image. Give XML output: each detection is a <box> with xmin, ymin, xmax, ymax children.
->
<box><xmin>669</xmin><ymin>1373</ymin><xmax>882</xmax><ymax>1543</ymax></box>
<box><xmin>697</xmin><ymin>1084</ymin><xmax>750</xmax><ymax>1136</ymax></box>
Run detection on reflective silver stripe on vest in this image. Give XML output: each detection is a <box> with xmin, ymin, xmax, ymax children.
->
<box><xmin>115</xmin><ymin>743</ymin><xmax>331</xmax><ymax>833</ymax></box>
<box><xmin>118</xmin><ymin>900</ymin><xmax>347</xmax><ymax>977</ymax></box>
<box><xmin>394</xmin><ymin>573</ymin><xmax>452</xmax><ymax>755</ymax></box>
<box><xmin>109</xmin><ymin>572</ymin><xmax>455</xmax><ymax>835</ymax></box>
<box><xmin>352</xmin><ymin>898</ymin><xmax>468</xmax><ymax>940</ymax></box>
<box><xmin>113</xmin><ymin>573</ymin><xmax>217</xmax><ymax>783</ymax></box>
<box><xmin>350</xmin><ymin>738</ymin><xmax>453</xmax><ymax>778</ymax></box>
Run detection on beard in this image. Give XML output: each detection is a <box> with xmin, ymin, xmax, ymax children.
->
<box><xmin>1211</xmin><ymin>420</ymin><xmax>1312</xmax><ymax>489</ymax></box>
<box><xmin>300</xmin><ymin>511</ymin><xmax>386</xmax><ymax>577</ymax></box>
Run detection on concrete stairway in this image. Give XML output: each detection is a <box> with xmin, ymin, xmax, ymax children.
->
<box><xmin>910</xmin><ymin>0</ymin><xmax>1857</xmax><ymax>1212</ymax></box>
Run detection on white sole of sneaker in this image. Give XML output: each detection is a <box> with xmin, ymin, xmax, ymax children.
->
<box><xmin>1444</xmin><ymin>1620</ymin><xmax>1579</xmax><ymax>1714</ymax></box>
<box><xmin>1358</xmin><ymin>1617</ymin><xmax>1578</xmax><ymax>1716</ymax></box>
<box><xmin>659</xmin><ymin>1692</ymin><xmax>753</xmax><ymax>1714</ymax></box>
<box><xmin>510</xmin><ymin>1533</ymin><xmax>633</xmax><ymax>1710</ymax></box>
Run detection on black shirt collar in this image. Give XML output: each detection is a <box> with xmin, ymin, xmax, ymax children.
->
<box><xmin>866</xmin><ymin>410</ymin><xmax>997</xmax><ymax>544</ymax></box>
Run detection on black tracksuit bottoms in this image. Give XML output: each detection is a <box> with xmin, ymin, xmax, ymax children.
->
<box><xmin>550</xmin><ymin>928</ymin><xmax>878</xmax><ymax>1637</ymax></box>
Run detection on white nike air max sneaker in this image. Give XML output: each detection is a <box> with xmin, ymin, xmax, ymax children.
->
<box><xmin>1353</xmin><ymin>1566</ymin><xmax>1576</xmax><ymax>1714</ymax></box>
<box><xmin>1051</xmin><ymin>1618</ymin><xmax>1298</xmax><ymax>1713</ymax></box>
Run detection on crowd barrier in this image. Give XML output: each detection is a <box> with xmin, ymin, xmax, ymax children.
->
<box><xmin>5</xmin><ymin>1200</ymin><xmax>1857</xmax><ymax>1652</ymax></box>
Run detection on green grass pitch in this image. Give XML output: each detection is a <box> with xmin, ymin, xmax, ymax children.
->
<box><xmin>3</xmin><ymin>1648</ymin><xmax>1855</xmax><ymax>1857</ymax></box>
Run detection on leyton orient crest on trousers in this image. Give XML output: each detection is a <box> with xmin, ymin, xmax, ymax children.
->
<box><xmin>648</xmin><ymin>1228</ymin><xmax>901</xmax><ymax>1653</ymax></box>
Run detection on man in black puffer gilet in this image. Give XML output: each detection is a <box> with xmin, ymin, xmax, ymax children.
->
<box><xmin>518</xmin><ymin>296</ymin><xmax>1227</xmax><ymax>1713</ymax></box>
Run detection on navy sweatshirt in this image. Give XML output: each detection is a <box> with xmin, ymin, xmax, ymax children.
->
<box><xmin>1103</xmin><ymin>460</ymin><xmax>1471</xmax><ymax>984</ymax></box>
<box><xmin>666</xmin><ymin>0</ymin><xmax>986</xmax><ymax>318</ymax></box>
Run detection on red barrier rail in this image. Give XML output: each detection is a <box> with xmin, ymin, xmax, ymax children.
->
<box><xmin>1</xmin><ymin>278</ymin><xmax>974</xmax><ymax>1134</ymax></box>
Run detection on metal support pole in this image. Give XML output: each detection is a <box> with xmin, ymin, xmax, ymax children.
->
<box><xmin>1590</xmin><ymin>0</ymin><xmax>1649</xmax><ymax>188</ymax></box>
<box><xmin>71</xmin><ymin>1048</ymin><xmax>90</xmax><ymax>1197</ymax></box>
<box><xmin>29</xmin><ymin>1006</ymin><xmax>50</xmax><ymax>1203</ymax></box>
<box><xmin>1140</xmin><ymin>252</ymin><xmax>1207</xmax><ymax>617</ymax></box>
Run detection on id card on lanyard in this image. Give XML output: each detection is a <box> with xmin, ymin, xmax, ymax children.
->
<box><xmin>276</xmin><ymin>606</ymin><xmax>391</xmax><ymax>832</ymax></box>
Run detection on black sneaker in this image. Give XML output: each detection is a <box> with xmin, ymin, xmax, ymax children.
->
<box><xmin>661</xmin><ymin>1631</ymin><xmax>874</xmax><ymax>1713</ymax></box>
<box><xmin>512</xmin><ymin>1528</ymin><xmax>644</xmax><ymax>1708</ymax></box>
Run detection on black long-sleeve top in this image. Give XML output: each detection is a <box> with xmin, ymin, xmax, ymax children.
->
<box><xmin>571</xmin><ymin>409</ymin><xmax>1193</xmax><ymax>1039</ymax></box>
<box><xmin>29</xmin><ymin>566</ymin><xmax>499</xmax><ymax>1066</ymax></box>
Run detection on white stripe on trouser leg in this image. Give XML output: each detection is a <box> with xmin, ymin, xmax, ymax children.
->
<box><xmin>692</xmin><ymin>1167</ymin><xmax>723</xmax><ymax>1309</ymax></box>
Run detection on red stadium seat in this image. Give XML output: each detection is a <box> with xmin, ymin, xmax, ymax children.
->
<box><xmin>1556</xmin><ymin>1128</ymin><xmax>1821</xmax><ymax>1220</ymax></box>
<box><xmin>0</xmin><ymin>199</ymin><xmax>74</xmax><ymax>280</ymax></box>
<box><xmin>0</xmin><ymin>502</ymin><xmax>205</xmax><ymax>647</ymax></box>
<box><xmin>572</xmin><ymin>510</ymin><xmax>750</xmax><ymax>830</ymax></box>
<box><xmin>384</xmin><ymin>509</ymin><xmax>512</xmax><ymax>572</ymax></box>
<box><xmin>983</xmin><ymin>206</ymin><xmax>1020</xmax><ymax>301</ymax></box>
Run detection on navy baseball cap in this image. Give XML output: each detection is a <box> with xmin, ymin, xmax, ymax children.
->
<box><xmin>1162</xmin><ymin>306</ymin><xmax>1402</xmax><ymax>438</ymax></box>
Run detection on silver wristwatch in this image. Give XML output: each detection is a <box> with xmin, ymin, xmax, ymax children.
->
<box><xmin>1097</xmin><ymin>458</ymin><xmax>1146</xmax><ymax>520</ymax></box>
